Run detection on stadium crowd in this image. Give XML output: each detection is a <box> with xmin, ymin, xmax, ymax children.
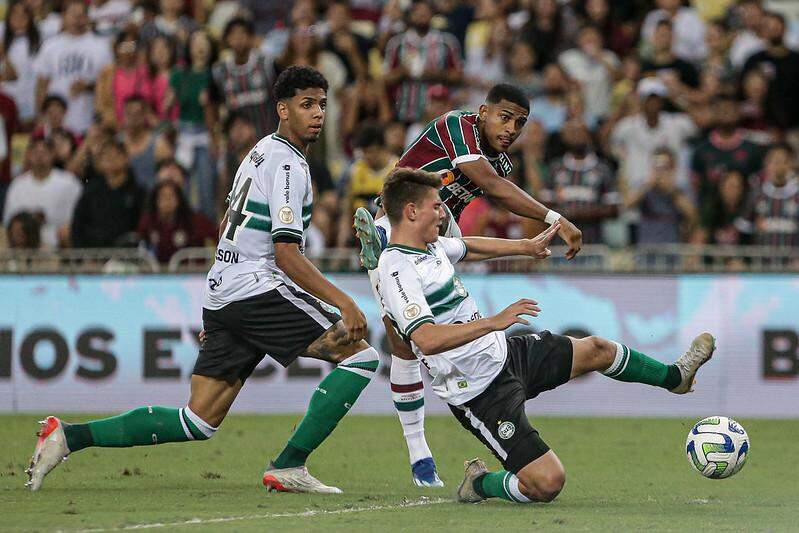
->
<box><xmin>1</xmin><ymin>0</ymin><xmax>799</xmax><ymax>263</ymax></box>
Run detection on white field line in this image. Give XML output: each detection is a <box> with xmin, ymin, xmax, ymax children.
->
<box><xmin>67</xmin><ymin>497</ymin><xmax>451</xmax><ymax>532</ymax></box>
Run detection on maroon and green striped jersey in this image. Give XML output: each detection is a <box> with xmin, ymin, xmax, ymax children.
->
<box><xmin>397</xmin><ymin>110</ymin><xmax>513</xmax><ymax>221</ymax></box>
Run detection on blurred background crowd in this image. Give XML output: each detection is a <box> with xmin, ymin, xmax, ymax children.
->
<box><xmin>1</xmin><ymin>0</ymin><xmax>799</xmax><ymax>265</ymax></box>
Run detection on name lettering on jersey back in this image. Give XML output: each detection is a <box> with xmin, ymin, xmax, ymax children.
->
<box><xmin>216</xmin><ymin>249</ymin><xmax>239</xmax><ymax>264</ymax></box>
<box><xmin>391</xmin><ymin>271</ymin><xmax>409</xmax><ymax>303</ymax></box>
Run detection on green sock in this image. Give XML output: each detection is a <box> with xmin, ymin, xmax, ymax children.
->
<box><xmin>604</xmin><ymin>343</ymin><xmax>682</xmax><ymax>390</ymax></box>
<box><xmin>474</xmin><ymin>471</ymin><xmax>531</xmax><ymax>503</ymax></box>
<box><xmin>63</xmin><ymin>406</ymin><xmax>212</xmax><ymax>452</ymax></box>
<box><xmin>273</xmin><ymin>349</ymin><xmax>378</xmax><ymax>469</ymax></box>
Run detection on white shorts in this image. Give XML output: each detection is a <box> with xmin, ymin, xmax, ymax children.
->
<box><xmin>369</xmin><ymin>209</ymin><xmax>462</xmax><ymax>318</ymax></box>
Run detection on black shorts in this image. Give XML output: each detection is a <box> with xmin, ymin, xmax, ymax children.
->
<box><xmin>449</xmin><ymin>331</ymin><xmax>573</xmax><ymax>474</ymax></box>
<box><xmin>194</xmin><ymin>284</ymin><xmax>341</xmax><ymax>382</ymax></box>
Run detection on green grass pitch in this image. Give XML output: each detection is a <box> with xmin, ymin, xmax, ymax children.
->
<box><xmin>0</xmin><ymin>414</ymin><xmax>796</xmax><ymax>532</ymax></box>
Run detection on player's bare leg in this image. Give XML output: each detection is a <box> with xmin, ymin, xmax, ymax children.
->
<box><xmin>384</xmin><ymin>316</ymin><xmax>443</xmax><ymax>487</ymax></box>
<box><xmin>27</xmin><ymin>375</ymin><xmax>238</xmax><ymax>491</ymax></box>
<box><xmin>263</xmin><ymin>321</ymin><xmax>380</xmax><ymax>494</ymax></box>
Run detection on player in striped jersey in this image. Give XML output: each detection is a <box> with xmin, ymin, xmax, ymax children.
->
<box><xmin>376</xmin><ymin>168</ymin><xmax>715</xmax><ymax>504</ymax></box>
<box><xmin>354</xmin><ymin>84</ymin><xmax>583</xmax><ymax>487</ymax></box>
<box><xmin>27</xmin><ymin>67</ymin><xmax>380</xmax><ymax>495</ymax></box>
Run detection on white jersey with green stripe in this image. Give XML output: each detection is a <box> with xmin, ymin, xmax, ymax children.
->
<box><xmin>376</xmin><ymin>236</ymin><xmax>507</xmax><ymax>405</ymax></box>
<box><xmin>204</xmin><ymin>133</ymin><xmax>313</xmax><ymax>310</ymax></box>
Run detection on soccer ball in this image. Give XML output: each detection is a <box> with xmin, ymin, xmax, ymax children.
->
<box><xmin>686</xmin><ymin>416</ymin><xmax>749</xmax><ymax>479</ymax></box>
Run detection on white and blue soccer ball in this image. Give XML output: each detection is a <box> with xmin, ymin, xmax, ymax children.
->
<box><xmin>686</xmin><ymin>416</ymin><xmax>749</xmax><ymax>479</ymax></box>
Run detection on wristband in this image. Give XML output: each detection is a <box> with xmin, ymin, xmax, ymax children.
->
<box><xmin>545</xmin><ymin>210</ymin><xmax>561</xmax><ymax>225</ymax></box>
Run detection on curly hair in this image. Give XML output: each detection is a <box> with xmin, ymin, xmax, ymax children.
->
<box><xmin>273</xmin><ymin>66</ymin><xmax>329</xmax><ymax>101</ymax></box>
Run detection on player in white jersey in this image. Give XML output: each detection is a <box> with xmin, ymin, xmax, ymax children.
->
<box><xmin>375</xmin><ymin>167</ymin><xmax>717</xmax><ymax>504</ymax></box>
<box><xmin>26</xmin><ymin>67</ymin><xmax>380</xmax><ymax>495</ymax></box>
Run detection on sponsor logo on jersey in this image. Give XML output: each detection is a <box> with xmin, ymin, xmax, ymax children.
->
<box><xmin>457</xmin><ymin>380</ymin><xmax>468</xmax><ymax>389</ymax></box>
<box><xmin>279</xmin><ymin>206</ymin><xmax>294</xmax><ymax>224</ymax></box>
<box><xmin>403</xmin><ymin>303</ymin><xmax>421</xmax><ymax>320</ymax></box>
<box><xmin>249</xmin><ymin>150</ymin><xmax>265</xmax><ymax>167</ymax></box>
<box><xmin>391</xmin><ymin>271</ymin><xmax>409</xmax><ymax>303</ymax></box>
<box><xmin>283</xmin><ymin>165</ymin><xmax>291</xmax><ymax>202</ymax></box>
<box><xmin>215</xmin><ymin>249</ymin><xmax>240</xmax><ymax>264</ymax></box>
<box><xmin>441</xmin><ymin>170</ymin><xmax>455</xmax><ymax>185</ymax></box>
<box><xmin>498</xmin><ymin>421</ymin><xmax>515</xmax><ymax>440</ymax></box>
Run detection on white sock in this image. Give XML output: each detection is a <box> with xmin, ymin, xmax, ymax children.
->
<box><xmin>390</xmin><ymin>355</ymin><xmax>432</xmax><ymax>465</ymax></box>
<box><xmin>507</xmin><ymin>474</ymin><xmax>533</xmax><ymax>503</ymax></box>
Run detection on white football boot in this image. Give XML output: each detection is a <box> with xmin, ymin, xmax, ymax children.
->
<box><xmin>26</xmin><ymin>416</ymin><xmax>70</xmax><ymax>491</ymax></box>
<box><xmin>457</xmin><ymin>458</ymin><xmax>488</xmax><ymax>503</ymax></box>
<box><xmin>670</xmin><ymin>332</ymin><xmax>716</xmax><ymax>394</ymax></box>
<box><xmin>262</xmin><ymin>462</ymin><xmax>343</xmax><ymax>494</ymax></box>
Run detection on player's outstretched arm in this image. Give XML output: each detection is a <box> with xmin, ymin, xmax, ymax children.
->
<box><xmin>274</xmin><ymin>242</ymin><xmax>367</xmax><ymax>343</ymax></box>
<box><xmin>458</xmin><ymin>158</ymin><xmax>583</xmax><ymax>258</ymax></box>
<box><xmin>461</xmin><ymin>222</ymin><xmax>560</xmax><ymax>262</ymax></box>
<box><xmin>410</xmin><ymin>299</ymin><xmax>540</xmax><ymax>355</ymax></box>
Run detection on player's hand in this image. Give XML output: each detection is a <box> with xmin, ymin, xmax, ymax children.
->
<box><xmin>198</xmin><ymin>329</ymin><xmax>206</xmax><ymax>345</ymax></box>
<box><xmin>522</xmin><ymin>222</ymin><xmax>560</xmax><ymax>259</ymax></box>
<box><xmin>489</xmin><ymin>299</ymin><xmax>540</xmax><ymax>331</ymax></box>
<box><xmin>339</xmin><ymin>299</ymin><xmax>368</xmax><ymax>344</ymax></box>
<box><xmin>557</xmin><ymin>217</ymin><xmax>582</xmax><ymax>259</ymax></box>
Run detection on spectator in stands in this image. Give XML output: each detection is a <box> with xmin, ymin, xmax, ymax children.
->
<box><xmin>0</xmin><ymin>89</ymin><xmax>16</xmax><ymax>219</ymax></box>
<box><xmin>0</xmin><ymin>0</ymin><xmax>41</xmax><ymax>124</ymax></box>
<box><xmin>66</xmin><ymin>121</ymin><xmax>115</xmax><ymax>180</ymax></box>
<box><xmin>137</xmin><ymin>180</ymin><xmax>216</xmax><ymax>264</ymax></box>
<box><xmin>155</xmin><ymin>158</ymin><xmax>188</xmax><ymax>189</ymax></box>
<box><xmin>147</xmin><ymin>34</ymin><xmax>178</xmax><ymax>122</ymax></box>
<box><xmin>51</xmin><ymin>128</ymin><xmax>78</xmax><ymax>170</ymax></box>
<box><xmin>641</xmin><ymin>0</ymin><xmax>707</xmax><ymax>64</ymax></box>
<box><xmin>641</xmin><ymin>20</ymin><xmax>699</xmax><ymax>92</ymax></box>
<box><xmin>28</xmin><ymin>0</ymin><xmax>61</xmax><ymax>42</ymax></box>
<box><xmin>502</xmin><ymin>40</ymin><xmax>542</xmax><ymax>101</ymax></box>
<box><xmin>210</xmin><ymin>18</ymin><xmax>277</xmax><ymax>140</ymax></box>
<box><xmin>702</xmin><ymin>21</ymin><xmax>734</xmax><ymax>87</ymax></box>
<box><xmin>691</xmin><ymin>95</ymin><xmax>764</xmax><ymax>234</ymax></box>
<box><xmin>610</xmin><ymin>77</ymin><xmax>697</xmax><ymax>193</ymax></box>
<box><xmin>218</xmin><ymin>112</ymin><xmax>256</xmax><ymax>209</ymax></box>
<box><xmin>739</xmin><ymin>70</ymin><xmax>777</xmax><ymax>146</ymax></box>
<box><xmin>383</xmin><ymin>0</ymin><xmax>462</xmax><ymax>124</ymax></box>
<box><xmin>95</xmin><ymin>29</ymin><xmax>151</xmax><ymax>129</ymax></box>
<box><xmin>322</xmin><ymin>0</ymin><xmax>370</xmax><ymax>84</ymax></box>
<box><xmin>5</xmin><ymin>211</ymin><xmax>41</xmax><ymax>249</ymax></box>
<box><xmin>736</xmin><ymin>144</ymin><xmax>799</xmax><ymax>247</ymax></box>
<box><xmin>33</xmin><ymin>95</ymin><xmax>77</xmax><ymax>142</ymax></box>
<box><xmin>626</xmin><ymin>147</ymin><xmax>697</xmax><ymax>244</ymax></box>
<box><xmin>120</xmin><ymin>95</ymin><xmax>166</xmax><ymax>191</ymax></box>
<box><xmin>3</xmin><ymin>137</ymin><xmax>81</xmax><ymax>248</ymax></box>
<box><xmin>169</xmin><ymin>29</ymin><xmax>217</xmax><ymax>219</ymax></box>
<box><xmin>462</xmin><ymin>0</ymin><xmax>509</xmax><ymax>109</ymax></box>
<box><xmin>71</xmin><ymin>140</ymin><xmax>145</xmax><ymax>248</ymax></box>
<box><xmin>336</xmin><ymin>122</ymin><xmax>398</xmax><ymax>247</ymax></box>
<box><xmin>699</xmin><ymin>170</ymin><xmax>747</xmax><ymax>245</ymax></box>
<box><xmin>742</xmin><ymin>11</ymin><xmax>799</xmax><ymax>132</ymax></box>
<box><xmin>520</xmin><ymin>0</ymin><xmax>577</xmax><ymax>69</ymax></box>
<box><xmin>540</xmin><ymin>118</ymin><xmax>619</xmax><ymax>244</ymax></box>
<box><xmin>729</xmin><ymin>0</ymin><xmax>765</xmax><ymax>71</ymax></box>
<box><xmin>340</xmin><ymin>74</ymin><xmax>393</xmax><ymax>149</ymax></box>
<box><xmin>559</xmin><ymin>24</ymin><xmax>619</xmax><ymax>122</ymax></box>
<box><xmin>260</xmin><ymin>0</ymin><xmax>318</xmax><ymax>60</ymax></box>
<box><xmin>529</xmin><ymin>63</ymin><xmax>571</xmax><ymax>135</ymax></box>
<box><xmin>575</xmin><ymin>0</ymin><xmax>636</xmax><ymax>58</ymax></box>
<box><xmin>404</xmin><ymin>84</ymin><xmax>452</xmax><ymax>150</ymax></box>
<box><xmin>34</xmin><ymin>0</ymin><xmax>112</xmax><ymax>134</ymax></box>
<box><xmin>139</xmin><ymin>0</ymin><xmax>198</xmax><ymax>60</ymax></box>
<box><xmin>89</xmin><ymin>0</ymin><xmax>133</xmax><ymax>38</ymax></box>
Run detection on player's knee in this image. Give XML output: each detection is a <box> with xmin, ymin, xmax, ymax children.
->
<box><xmin>534</xmin><ymin>469</ymin><xmax>566</xmax><ymax>502</ymax></box>
<box><xmin>586</xmin><ymin>336</ymin><xmax>616</xmax><ymax>370</ymax></box>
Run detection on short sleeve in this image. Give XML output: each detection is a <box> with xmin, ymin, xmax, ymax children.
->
<box><xmin>435</xmin><ymin>113</ymin><xmax>484</xmax><ymax>166</ymax></box>
<box><xmin>436</xmin><ymin>236</ymin><xmax>467</xmax><ymax>264</ymax></box>
<box><xmin>268</xmin><ymin>158</ymin><xmax>308</xmax><ymax>244</ymax></box>
<box><xmin>378</xmin><ymin>258</ymin><xmax>434</xmax><ymax>340</ymax></box>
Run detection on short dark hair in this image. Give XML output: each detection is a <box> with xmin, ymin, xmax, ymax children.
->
<box><xmin>486</xmin><ymin>83</ymin><xmax>530</xmax><ymax>113</ymax></box>
<box><xmin>353</xmin><ymin>122</ymin><xmax>385</xmax><ymax>150</ymax></box>
<box><xmin>43</xmin><ymin>94</ymin><xmax>67</xmax><ymax>112</ymax></box>
<box><xmin>382</xmin><ymin>167</ymin><xmax>442</xmax><ymax>225</ymax></box>
<box><xmin>156</xmin><ymin>158</ymin><xmax>188</xmax><ymax>180</ymax></box>
<box><xmin>223</xmin><ymin>17</ymin><xmax>254</xmax><ymax>41</ymax></box>
<box><xmin>273</xmin><ymin>66</ymin><xmax>329</xmax><ymax>101</ymax></box>
<box><xmin>766</xmin><ymin>142</ymin><xmax>794</xmax><ymax>158</ymax></box>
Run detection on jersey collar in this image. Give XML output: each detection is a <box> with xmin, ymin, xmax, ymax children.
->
<box><xmin>386</xmin><ymin>243</ymin><xmax>432</xmax><ymax>255</ymax></box>
<box><xmin>272</xmin><ymin>133</ymin><xmax>307</xmax><ymax>162</ymax></box>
